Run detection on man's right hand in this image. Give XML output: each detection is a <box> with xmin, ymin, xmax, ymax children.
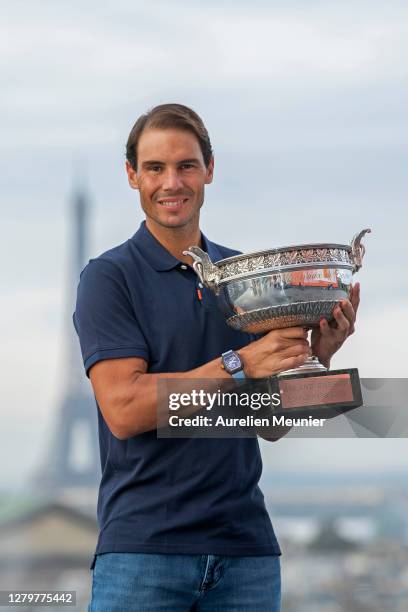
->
<box><xmin>239</xmin><ymin>327</ymin><xmax>311</xmax><ymax>378</ymax></box>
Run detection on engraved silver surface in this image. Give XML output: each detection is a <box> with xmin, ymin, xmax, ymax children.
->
<box><xmin>217</xmin><ymin>245</ymin><xmax>352</xmax><ymax>283</ymax></box>
<box><xmin>184</xmin><ymin>229</ymin><xmax>370</xmax><ymax>333</ymax></box>
<box><xmin>226</xmin><ymin>300</ymin><xmax>339</xmax><ymax>333</ymax></box>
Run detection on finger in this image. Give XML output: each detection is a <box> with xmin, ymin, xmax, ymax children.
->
<box><xmin>279</xmin><ymin>337</ymin><xmax>310</xmax><ymax>349</ymax></box>
<box><xmin>332</xmin><ymin>305</ymin><xmax>350</xmax><ymax>334</ymax></box>
<box><xmin>275</xmin><ymin>353</ymin><xmax>310</xmax><ymax>374</ymax></box>
<box><xmin>350</xmin><ymin>282</ymin><xmax>360</xmax><ymax>315</ymax></box>
<box><xmin>274</xmin><ymin>326</ymin><xmax>308</xmax><ymax>339</ymax></box>
<box><xmin>319</xmin><ymin>318</ymin><xmax>332</xmax><ymax>336</ymax></box>
<box><xmin>340</xmin><ymin>300</ymin><xmax>355</xmax><ymax>324</ymax></box>
<box><xmin>261</xmin><ymin>333</ymin><xmax>309</xmax><ymax>351</ymax></box>
<box><xmin>279</xmin><ymin>343</ymin><xmax>312</xmax><ymax>358</ymax></box>
<box><xmin>341</xmin><ymin>302</ymin><xmax>356</xmax><ymax>336</ymax></box>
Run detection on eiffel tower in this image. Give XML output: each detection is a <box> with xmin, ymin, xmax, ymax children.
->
<box><xmin>35</xmin><ymin>183</ymin><xmax>100</xmax><ymax>507</ymax></box>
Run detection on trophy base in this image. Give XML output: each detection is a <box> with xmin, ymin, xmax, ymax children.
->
<box><xmin>270</xmin><ymin>368</ymin><xmax>363</xmax><ymax>418</ymax></box>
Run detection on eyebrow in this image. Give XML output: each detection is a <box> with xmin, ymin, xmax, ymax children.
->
<box><xmin>178</xmin><ymin>158</ymin><xmax>201</xmax><ymax>165</ymax></box>
<box><xmin>141</xmin><ymin>158</ymin><xmax>201</xmax><ymax>168</ymax></box>
<box><xmin>141</xmin><ymin>160</ymin><xmax>163</xmax><ymax>167</ymax></box>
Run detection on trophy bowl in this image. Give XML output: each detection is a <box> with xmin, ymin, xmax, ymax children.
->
<box><xmin>184</xmin><ymin>229</ymin><xmax>371</xmax><ymax>336</ymax></box>
<box><xmin>184</xmin><ymin>229</ymin><xmax>371</xmax><ymax>415</ymax></box>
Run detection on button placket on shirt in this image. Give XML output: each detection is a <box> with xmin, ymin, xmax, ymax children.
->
<box><xmin>178</xmin><ymin>262</ymin><xmax>217</xmax><ymax>310</ymax></box>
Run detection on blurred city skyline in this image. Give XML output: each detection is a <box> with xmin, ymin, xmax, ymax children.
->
<box><xmin>1</xmin><ymin>1</ymin><xmax>407</xmax><ymax>488</ymax></box>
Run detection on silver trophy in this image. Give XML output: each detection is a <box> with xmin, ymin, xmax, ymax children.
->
<box><xmin>184</xmin><ymin>229</ymin><xmax>371</xmax><ymax>414</ymax></box>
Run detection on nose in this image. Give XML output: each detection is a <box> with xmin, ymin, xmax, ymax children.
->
<box><xmin>162</xmin><ymin>168</ymin><xmax>183</xmax><ymax>191</ymax></box>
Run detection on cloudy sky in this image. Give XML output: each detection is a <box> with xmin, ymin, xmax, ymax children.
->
<box><xmin>1</xmin><ymin>1</ymin><xmax>407</xmax><ymax>488</ymax></box>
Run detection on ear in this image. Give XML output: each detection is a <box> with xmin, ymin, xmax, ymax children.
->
<box><xmin>205</xmin><ymin>156</ymin><xmax>215</xmax><ymax>185</ymax></box>
<box><xmin>125</xmin><ymin>160</ymin><xmax>139</xmax><ymax>190</ymax></box>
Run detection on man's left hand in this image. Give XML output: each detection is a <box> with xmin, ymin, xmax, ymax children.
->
<box><xmin>311</xmin><ymin>283</ymin><xmax>360</xmax><ymax>369</ymax></box>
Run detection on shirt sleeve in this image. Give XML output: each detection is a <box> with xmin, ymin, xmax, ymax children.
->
<box><xmin>73</xmin><ymin>258</ymin><xmax>149</xmax><ymax>376</ymax></box>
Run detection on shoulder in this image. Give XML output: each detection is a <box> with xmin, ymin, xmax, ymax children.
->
<box><xmin>92</xmin><ymin>238</ymin><xmax>134</xmax><ymax>268</ymax></box>
<box><xmin>206</xmin><ymin>239</ymin><xmax>242</xmax><ymax>262</ymax></box>
<box><xmin>74</xmin><ymin>240</ymin><xmax>137</xmax><ymax>326</ymax></box>
<box><xmin>79</xmin><ymin>239</ymin><xmax>134</xmax><ymax>283</ymax></box>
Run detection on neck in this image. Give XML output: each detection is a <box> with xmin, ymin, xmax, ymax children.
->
<box><xmin>145</xmin><ymin>218</ymin><xmax>202</xmax><ymax>264</ymax></box>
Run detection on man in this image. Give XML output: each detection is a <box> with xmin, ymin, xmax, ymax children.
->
<box><xmin>74</xmin><ymin>104</ymin><xmax>359</xmax><ymax>611</ymax></box>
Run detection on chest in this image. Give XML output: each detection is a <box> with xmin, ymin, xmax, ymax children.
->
<box><xmin>127</xmin><ymin>267</ymin><xmax>248</xmax><ymax>371</ymax></box>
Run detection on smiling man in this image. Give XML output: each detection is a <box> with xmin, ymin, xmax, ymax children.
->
<box><xmin>74</xmin><ymin>104</ymin><xmax>359</xmax><ymax>611</ymax></box>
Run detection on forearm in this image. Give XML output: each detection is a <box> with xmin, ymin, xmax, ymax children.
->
<box><xmin>92</xmin><ymin>326</ymin><xmax>311</xmax><ymax>440</ymax></box>
<box><xmin>118</xmin><ymin>366</ymin><xmax>294</xmax><ymax>442</ymax></box>
<box><xmin>101</xmin><ymin>356</ymin><xmax>232</xmax><ymax>439</ymax></box>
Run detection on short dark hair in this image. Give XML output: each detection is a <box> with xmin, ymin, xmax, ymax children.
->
<box><xmin>126</xmin><ymin>103</ymin><xmax>213</xmax><ymax>170</ymax></box>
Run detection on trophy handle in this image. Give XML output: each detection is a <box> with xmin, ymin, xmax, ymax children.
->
<box><xmin>183</xmin><ymin>246</ymin><xmax>221</xmax><ymax>294</ymax></box>
<box><xmin>350</xmin><ymin>228</ymin><xmax>371</xmax><ymax>273</ymax></box>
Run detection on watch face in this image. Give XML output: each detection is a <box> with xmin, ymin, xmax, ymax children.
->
<box><xmin>225</xmin><ymin>353</ymin><xmax>241</xmax><ymax>372</ymax></box>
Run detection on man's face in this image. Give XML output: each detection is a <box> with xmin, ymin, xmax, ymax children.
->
<box><xmin>126</xmin><ymin>128</ymin><xmax>214</xmax><ymax>231</ymax></box>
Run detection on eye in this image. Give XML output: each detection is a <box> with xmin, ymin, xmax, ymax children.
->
<box><xmin>180</xmin><ymin>163</ymin><xmax>195</xmax><ymax>170</ymax></box>
<box><xmin>149</xmin><ymin>165</ymin><xmax>163</xmax><ymax>173</ymax></box>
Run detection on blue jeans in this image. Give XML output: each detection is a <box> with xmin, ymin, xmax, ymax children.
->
<box><xmin>89</xmin><ymin>552</ymin><xmax>281</xmax><ymax>611</ymax></box>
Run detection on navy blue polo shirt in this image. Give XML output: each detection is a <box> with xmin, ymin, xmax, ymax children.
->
<box><xmin>73</xmin><ymin>221</ymin><xmax>281</xmax><ymax>557</ymax></box>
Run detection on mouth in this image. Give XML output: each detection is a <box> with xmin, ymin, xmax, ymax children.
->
<box><xmin>157</xmin><ymin>197</ymin><xmax>189</xmax><ymax>208</ymax></box>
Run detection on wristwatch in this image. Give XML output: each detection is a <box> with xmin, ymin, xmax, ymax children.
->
<box><xmin>221</xmin><ymin>350</ymin><xmax>245</xmax><ymax>379</ymax></box>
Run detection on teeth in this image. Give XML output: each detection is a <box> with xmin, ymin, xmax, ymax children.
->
<box><xmin>159</xmin><ymin>200</ymin><xmax>185</xmax><ymax>207</ymax></box>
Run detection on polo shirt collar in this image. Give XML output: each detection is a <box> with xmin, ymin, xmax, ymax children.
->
<box><xmin>132</xmin><ymin>221</ymin><xmax>224</xmax><ymax>272</ymax></box>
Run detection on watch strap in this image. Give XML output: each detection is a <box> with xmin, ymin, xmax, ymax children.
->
<box><xmin>231</xmin><ymin>369</ymin><xmax>245</xmax><ymax>380</ymax></box>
